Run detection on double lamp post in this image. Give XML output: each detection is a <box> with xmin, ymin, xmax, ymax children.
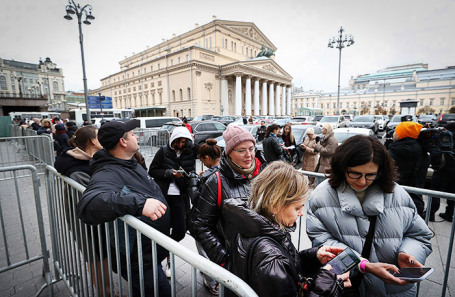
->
<box><xmin>328</xmin><ymin>26</ymin><xmax>355</xmax><ymax>115</ymax></box>
<box><xmin>64</xmin><ymin>0</ymin><xmax>95</xmax><ymax>124</ymax></box>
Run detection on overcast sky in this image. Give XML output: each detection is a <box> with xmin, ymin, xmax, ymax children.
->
<box><xmin>1</xmin><ymin>0</ymin><xmax>454</xmax><ymax>94</ymax></box>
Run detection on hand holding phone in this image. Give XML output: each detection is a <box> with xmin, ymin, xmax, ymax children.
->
<box><xmin>326</xmin><ymin>247</ymin><xmax>361</xmax><ymax>275</ymax></box>
<box><xmin>392</xmin><ymin>267</ymin><xmax>434</xmax><ymax>281</ymax></box>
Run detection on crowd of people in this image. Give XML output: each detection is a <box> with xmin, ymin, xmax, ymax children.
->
<box><xmin>14</xmin><ymin>114</ymin><xmax>454</xmax><ymax>297</ymax></box>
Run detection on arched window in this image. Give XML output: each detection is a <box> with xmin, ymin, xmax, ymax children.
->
<box><xmin>53</xmin><ymin>81</ymin><xmax>59</xmax><ymax>91</ymax></box>
<box><xmin>179</xmin><ymin>89</ymin><xmax>183</xmax><ymax>100</ymax></box>
<box><xmin>0</xmin><ymin>76</ymin><xmax>7</xmax><ymax>90</ymax></box>
<box><xmin>172</xmin><ymin>90</ymin><xmax>176</xmax><ymax>101</ymax></box>
<box><xmin>187</xmin><ymin>87</ymin><xmax>191</xmax><ymax>99</ymax></box>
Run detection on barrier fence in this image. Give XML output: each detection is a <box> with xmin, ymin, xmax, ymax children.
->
<box><xmin>45</xmin><ymin>165</ymin><xmax>257</xmax><ymax>297</ymax></box>
<box><xmin>135</xmin><ymin>128</ymin><xmax>170</xmax><ymax>161</ymax></box>
<box><xmin>0</xmin><ymin>165</ymin><xmax>53</xmax><ymax>297</ymax></box>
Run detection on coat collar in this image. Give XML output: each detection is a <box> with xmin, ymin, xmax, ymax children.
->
<box><xmin>336</xmin><ymin>182</ymin><xmax>385</xmax><ymax>217</ymax></box>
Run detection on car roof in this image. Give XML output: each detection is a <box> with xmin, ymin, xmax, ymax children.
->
<box><xmin>334</xmin><ymin>127</ymin><xmax>372</xmax><ymax>133</ymax></box>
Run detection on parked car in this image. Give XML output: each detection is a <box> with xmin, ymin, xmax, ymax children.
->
<box><xmin>436</xmin><ymin>113</ymin><xmax>455</xmax><ymax>127</ymax></box>
<box><xmin>192</xmin><ymin>115</ymin><xmax>214</xmax><ymax>121</ymax></box>
<box><xmin>272</xmin><ymin>118</ymin><xmax>291</xmax><ymax>127</ymax></box>
<box><xmin>318</xmin><ymin>115</ymin><xmax>348</xmax><ymax>129</ymax></box>
<box><xmin>216</xmin><ymin>115</ymin><xmax>238</xmax><ymax>126</ymax></box>
<box><xmin>344</xmin><ymin>115</ymin><xmax>352</xmax><ymax>122</ymax></box>
<box><xmin>189</xmin><ymin>121</ymin><xmax>226</xmax><ymax>145</ymax></box>
<box><xmin>348</xmin><ymin>115</ymin><xmax>379</xmax><ymax>134</ymax></box>
<box><xmin>332</xmin><ymin>128</ymin><xmax>376</xmax><ymax>145</ymax></box>
<box><xmin>313</xmin><ymin>115</ymin><xmax>324</xmax><ymax>123</ymax></box>
<box><xmin>135</xmin><ymin>116</ymin><xmax>181</xmax><ymax>129</ymax></box>
<box><xmin>418</xmin><ymin>114</ymin><xmax>437</xmax><ymax>127</ymax></box>
<box><xmin>374</xmin><ymin>115</ymin><xmax>389</xmax><ymax>131</ymax></box>
<box><xmin>291</xmin><ymin>116</ymin><xmax>316</xmax><ymax>125</ymax></box>
<box><xmin>386</xmin><ymin>114</ymin><xmax>417</xmax><ymax>132</ymax></box>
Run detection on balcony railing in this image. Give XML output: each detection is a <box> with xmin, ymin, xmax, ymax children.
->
<box><xmin>0</xmin><ymin>92</ymin><xmax>47</xmax><ymax>99</ymax></box>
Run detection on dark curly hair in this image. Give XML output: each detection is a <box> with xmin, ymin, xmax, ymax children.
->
<box><xmin>328</xmin><ymin>135</ymin><xmax>397</xmax><ymax>193</ymax></box>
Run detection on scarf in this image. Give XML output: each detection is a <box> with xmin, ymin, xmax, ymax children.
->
<box><xmin>226</xmin><ymin>155</ymin><xmax>257</xmax><ymax>178</ymax></box>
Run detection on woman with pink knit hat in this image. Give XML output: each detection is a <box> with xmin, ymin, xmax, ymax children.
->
<box><xmin>190</xmin><ymin>125</ymin><xmax>264</xmax><ymax>271</ymax></box>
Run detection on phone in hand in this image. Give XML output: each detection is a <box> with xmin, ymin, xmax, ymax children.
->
<box><xmin>327</xmin><ymin>247</ymin><xmax>361</xmax><ymax>275</ymax></box>
<box><xmin>392</xmin><ymin>267</ymin><xmax>434</xmax><ymax>281</ymax></box>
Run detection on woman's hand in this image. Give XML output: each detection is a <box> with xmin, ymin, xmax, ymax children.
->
<box><xmin>364</xmin><ymin>262</ymin><xmax>409</xmax><ymax>286</ymax></box>
<box><xmin>172</xmin><ymin>170</ymin><xmax>183</xmax><ymax>178</ymax></box>
<box><xmin>338</xmin><ymin>271</ymin><xmax>351</xmax><ymax>288</ymax></box>
<box><xmin>317</xmin><ymin>246</ymin><xmax>345</xmax><ymax>264</ymax></box>
<box><xmin>397</xmin><ymin>252</ymin><xmax>422</xmax><ymax>268</ymax></box>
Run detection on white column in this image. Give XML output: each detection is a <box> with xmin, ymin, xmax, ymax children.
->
<box><xmin>245</xmin><ymin>76</ymin><xmax>252</xmax><ymax>116</ymax></box>
<box><xmin>281</xmin><ymin>85</ymin><xmax>286</xmax><ymax>115</ymax></box>
<box><xmin>269</xmin><ymin>82</ymin><xmax>275</xmax><ymax>116</ymax></box>
<box><xmin>254</xmin><ymin>79</ymin><xmax>260</xmax><ymax>116</ymax></box>
<box><xmin>221</xmin><ymin>77</ymin><xmax>229</xmax><ymax>116</ymax></box>
<box><xmin>287</xmin><ymin>86</ymin><xmax>292</xmax><ymax>116</ymax></box>
<box><xmin>262</xmin><ymin>80</ymin><xmax>268</xmax><ymax>116</ymax></box>
<box><xmin>235</xmin><ymin>74</ymin><xmax>242</xmax><ymax>116</ymax></box>
<box><xmin>275</xmin><ymin>84</ymin><xmax>281</xmax><ymax>116</ymax></box>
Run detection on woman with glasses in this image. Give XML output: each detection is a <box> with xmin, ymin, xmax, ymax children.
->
<box><xmin>306</xmin><ymin>135</ymin><xmax>432</xmax><ymax>297</ymax></box>
<box><xmin>190</xmin><ymin>125</ymin><xmax>264</xmax><ymax>272</ymax></box>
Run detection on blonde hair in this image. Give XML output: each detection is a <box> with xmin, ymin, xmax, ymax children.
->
<box><xmin>249</xmin><ymin>161</ymin><xmax>309</xmax><ymax>229</ymax></box>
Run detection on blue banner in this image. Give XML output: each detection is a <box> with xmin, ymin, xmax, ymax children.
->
<box><xmin>87</xmin><ymin>96</ymin><xmax>113</xmax><ymax>109</ymax></box>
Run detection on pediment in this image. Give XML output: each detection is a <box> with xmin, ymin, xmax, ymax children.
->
<box><xmin>227</xmin><ymin>26</ymin><xmax>266</xmax><ymax>44</ymax></box>
<box><xmin>218</xmin><ymin>21</ymin><xmax>276</xmax><ymax>50</ymax></box>
<box><xmin>245</xmin><ymin>59</ymin><xmax>292</xmax><ymax>79</ymax></box>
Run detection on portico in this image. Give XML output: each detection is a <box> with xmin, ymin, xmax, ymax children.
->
<box><xmin>220</xmin><ymin>58</ymin><xmax>292</xmax><ymax>116</ymax></box>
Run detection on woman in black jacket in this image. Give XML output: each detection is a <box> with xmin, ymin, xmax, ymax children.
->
<box><xmin>148</xmin><ymin>126</ymin><xmax>197</xmax><ymax>277</ymax></box>
<box><xmin>190</xmin><ymin>125</ymin><xmax>263</xmax><ymax>268</ymax></box>
<box><xmin>263</xmin><ymin>124</ymin><xmax>285</xmax><ymax>163</ymax></box>
<box><xmin>223</xmin><ymin>161</ymin><xmax>350</xmax><ymax>297</ymax></box>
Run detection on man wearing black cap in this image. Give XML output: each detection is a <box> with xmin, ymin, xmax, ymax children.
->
<box><xmin>77</xmin><ymin>119</ymin><xmax>171</xmax><ymax>296</ymax></box>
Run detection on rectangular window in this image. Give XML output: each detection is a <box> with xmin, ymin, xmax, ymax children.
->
<box><xmin>178</xmin><ymin>57</ymin><xmax>181</xmax><ymax>64</ymax></box>
<box><xmin>326</xmin><ymin>103</ymin><xmax>329</xmax><ymax>108</ymax></box>
<box><xmin>429</xmin><ymin>99</ymin><xmax>434</xmax><ymax>105</ymax></box>
<box><xmin>209</xmin><ymin>37</ymin><xmax>212</xmax><ymax>48</ymax></box>
<box><xmin>353</xmin><ymin>102</ymin><xmax>357</xmax><ymax>108</ymax></box>
<box><xmin>420</xmin><ymin>99</ymin><xmax>424</xmax><ymax>106</ymax></box>
<box><xmin>333</xmin><ymin>103</ymin><xmax>336</xmax><ymax>108</ymax></box>
<box><xmin>440</xmin><ymin>98</ymin><xmax>445</xmax><ymax>105</ymax></box>
<box><xmin>171</xmin><ymin>60</ymin><xmax>173</xmax><ymax>66</ymax></box>
<box><xmin>158</xmin><ymin>63</ymin><xmax>160</xmax><ymax>69</ymax></box>
<box><xmin>451</xmin><ymin>98</ymin><xmax>455</xmax><ymax>105</ymax></box>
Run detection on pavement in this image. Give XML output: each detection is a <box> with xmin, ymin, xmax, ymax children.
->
<box><xmin>0</xmin><ymin>145</ymin><xmax>454</xmax><ymax>297</ymax></box>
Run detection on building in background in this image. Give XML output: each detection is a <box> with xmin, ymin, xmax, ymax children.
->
<box><xmin>91</xmin><ymin>19</ymin><xmax>293</xmax><ymax>118</ymax></box>
<box><xmin>0</xmin><ymin>57</ymin><xmax>66</xmax><ymax>116</ymax></box>
<box><xmin>293</xmin><ymin>63</ymin><xmax>455</xmax><ymax>116</ymax></box>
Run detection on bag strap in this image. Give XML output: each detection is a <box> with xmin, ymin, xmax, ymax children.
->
<box><xmin>216</xmin><ymin>171</ymin><xmax>222</xmax><ymax>209</ymax></box>
<box><xmin>361</xmin><ymin>216</ymin><xmax>377</xmax><ymax>258</ymax></box>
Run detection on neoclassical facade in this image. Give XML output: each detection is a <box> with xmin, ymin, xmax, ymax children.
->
<box><xmin>0</xmin><ymin>57</ymin><xmax>66</xmax><ymax>113</ymax></box>
<box><xmin>91</xmin><ymin>19</ymin><xmax>293</xmax><ymax>117</ymax></box>
<box><xmin>292</xmin><ymin>63</ymin><xmax>455</xmax><ymax>116</ymax></box>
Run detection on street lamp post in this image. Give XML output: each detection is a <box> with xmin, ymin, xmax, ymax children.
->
<box><xmin>328</xmin><ymin>26</ymin><xmax>354</xmax><ymax>115</ymax></box>
<box><xmin>64</xmin><ymin>0</ymin><xmax>95</xmax><ymax>123</ymax></box>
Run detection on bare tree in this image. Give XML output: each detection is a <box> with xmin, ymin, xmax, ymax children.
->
<box><xmin>417</xmin><ymin>106</ymin><xmax>435</xmax><ymax>115</ymax></box>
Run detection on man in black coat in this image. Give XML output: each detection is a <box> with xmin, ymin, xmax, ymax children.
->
<box><xmin>76</xmin><ymin>119</ymin><xmax>171</xmax><ymax>297</ymax></box>
<box><xmin>388</xmin><ymin>121</ymin><xmax>429</xmax><ymax>217</ymax></box>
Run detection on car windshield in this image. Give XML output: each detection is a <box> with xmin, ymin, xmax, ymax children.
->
<box><xmin>320</xmin><ymin>117</ymin><xmax>338</xmax><ymax>122</ymax></box>
<box><xmin>419</xmin><ymin>115</ymin><xmax>434</xmax><ymax>120</ymax></box>
<box><xmin>353</xmin><ymin>116</ymin><xmax>374</xmax><ymax>122</ymax></box>
<box><xmin>391</xmin><ymin>115</ymin><xmax>403</xmax><ymax>122</ymax></box>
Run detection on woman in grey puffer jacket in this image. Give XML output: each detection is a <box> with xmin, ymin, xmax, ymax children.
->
<box><xmin>306</xmin><ymin>135</ymin><xmax>432</xmax><ymax>297</ymax></box>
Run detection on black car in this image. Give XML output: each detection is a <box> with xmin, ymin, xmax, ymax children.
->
<box><xmin>436</xmin><ymin>113</ymin><xmax>455</xmax><ymax>127</ymax></box>
<box><xmin>418</xmin><ymin>115</ymin><xmax>437</xmax><ymax>127</ymax></box>
<box><xmin>347</xmin><ymin>115</ymin><xmax>379</xmax><ymax>134</ymax></box>
<box><xmin>216</xmin><ymin>115</ymin><xmax>238</xmax><ymax>126</ymax></box>
<box><xmin>192</xmin><ymin>115</ymin><xmax>214</xmax><ymax>121</ymax></box>
<box><xmin>189</xmin><ymin>121</ymin><xmax>227</xmax><ymax>145</ymax></box>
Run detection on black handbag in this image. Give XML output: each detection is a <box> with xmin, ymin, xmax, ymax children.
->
<box><xmin>343</xmin><ymin>216</ymin><xmax>377</xmax><ymax>297</ymax></box>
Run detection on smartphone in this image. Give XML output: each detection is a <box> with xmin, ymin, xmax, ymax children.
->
<box><xmin>327</xmin><ymin>247</ymin><xmax>361</xmax><ymax>275</ymax></box>
<box><xmin>393</xmin><ymin>267</ymin><xmax>434</xmax><ymax>281</ymax></box>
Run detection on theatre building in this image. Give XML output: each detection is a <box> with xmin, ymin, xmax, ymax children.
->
<box><xmin>92</xmin><ymin>19</ymin><xmax>293</xmax><ymax>117</ymax></box>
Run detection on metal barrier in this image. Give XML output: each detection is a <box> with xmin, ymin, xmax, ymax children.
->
<box><xmin>135</xmin><ymin>128</ymin><xmax>170</xmax><ymax>161</ymax></box>
<box><xmin>0</xmin><ymin>135</ymin><xmax>55</xmax><ymax>180</ymax></box>
<box><xmin>0</xmin><ymin>165</ymin><xmax>53</xmax><ymax>296</ymax></box>
<box><xmin>45</xmin><ymin>165</ymin><xmax>258</xmax><ymax>297</ymax></box>
<box><xmin>297</xmin><ymin>169</ymin><xmax>455</xmax><ymax>297</ymax></box>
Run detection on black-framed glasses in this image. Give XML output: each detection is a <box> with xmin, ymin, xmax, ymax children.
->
<box><xmin>232</xmin><ymin>147</ymin><xmax>256</xmax><ymax>155</ymax></box>
<box><xmin>346</xmin><ymin>170</ymin><xmax>381</xmax><ymax>181</ymax></box>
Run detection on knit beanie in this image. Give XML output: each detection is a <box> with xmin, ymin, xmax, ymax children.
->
<box><xmin>395</xmin><ymin>122</ymin><xmax>423</xmax><ymax>139</ymax></box>
<box><xmin>223</xmin><ymin>125</ymin><xmax>256</xmax><ymax>155</ymax></box>
<box><xmin>306</xmin><ymin>128</ymin><xmax>315</xmax><ymax>135</ymax></box>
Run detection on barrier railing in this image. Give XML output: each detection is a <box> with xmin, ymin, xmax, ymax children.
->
<box><xmin>45</xmin><ymin>165</ymin><xmax>258</xmax><ymax>297</ymax></box>
<box><xmin>0</xmin><ymin>135</ymin><xmax>54</xmax><ymax>180</ymax></box>
<box><xmin>0</xmin><ymin>165</ymin><xmax>53</xmax><ymax>296</ymax></box>
<box><xmin>297</xmin><ymin>169</ymin><xmax>455</xmax><ymax>297</ymax></box>
<box><xmin>135</xmin><ymin>128</ymin><xmax>170</xmax><ymax>161</ymax></box>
